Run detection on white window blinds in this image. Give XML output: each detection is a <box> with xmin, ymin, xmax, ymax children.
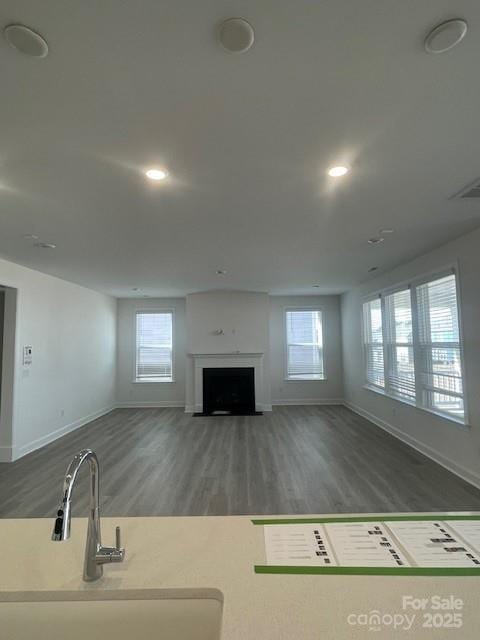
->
<box><xmin>384</xmin><ymin>288</ymin><xmax>416</xmax><ymax>402</ymax></box>
<box><xmin>362</xmin><ymin>270</ymin><xmax>466</xmax><ymax>424</ymax></box>
<box><xmin>362</xmin><ymin>298</ymin><xmax>384</xmax><ymax>388</ymax></box>
<box><xmin>415</xmin><ymin>274</ymin><xmax>464</xmax><ymax>421</ymax></box>
<box><xmin>286</xmin><ymin>309</ymin><xmax>324</xmax><ymax>380</ymax></box>
<box><xmin>135</xmin><ymin>311</ymin><xmax>173</xmax><ymax>380</ymax></box>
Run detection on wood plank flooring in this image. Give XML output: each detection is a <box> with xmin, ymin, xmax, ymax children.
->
<box><xmin>1</xmin><ymin>405</ymin><xmax>480</xmax><ymax>518</ymax></box>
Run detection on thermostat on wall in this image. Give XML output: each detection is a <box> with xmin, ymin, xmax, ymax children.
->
<box><xmin>23</xmin><ymin>345</ymin><xmax>33</xmax><ymax>365</ymax></box>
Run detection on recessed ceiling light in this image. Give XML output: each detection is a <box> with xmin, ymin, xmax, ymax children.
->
<box><xmin>379</xmin><ymin>228</ymin><xmax>394</xmax><ymax>234</ymax></box>
<box><xmin>368</xmin><ymin>266</ymin><xmax>379</xmax><ymax>272</ymax></box>
<box><xmin>145</xmin><ymin>168</ymin><xmax>168</xmax><ymax>181</ymax></box>
<box><xmin>218</xmin><ymin>18</ymin><xmax>255</xmax><ymax>53</ymax></box>
<box><xmin>424</xmin><ymin>19</ymin><xmax>467</xmax><ymax>54</ymax></box>
<box><xmin>4</xmin><ymin>24</ymin><xmax>49</xmax><ymax>58</ymax></box>
<box><xmin>34</xmin><ymin>242</ymin><xmax>56</xmax><ymax>249</ymax></box>
<box><xmin>328</xmin><ymin>166</ymin><xmax>349</xmax><ymax>177</ymax></box>
<box><xmin>367</xmin><ymin>237</ymin><xmax>384</xmax><ymax>245</ymax></box>
<box><xmin>216</xmin><ymin>269</ymin><xmax>227</xmax><ymax>275</ymax></box>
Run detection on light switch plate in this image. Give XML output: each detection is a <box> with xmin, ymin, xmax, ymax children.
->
<box><xmin>23</xmin><ymin>345</ymin><xmax>33</xmax><ymax>365</ymax></box>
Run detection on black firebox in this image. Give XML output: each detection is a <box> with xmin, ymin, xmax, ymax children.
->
<box><xmin>200</xmin><ymin>367</ymin><xmax>260</xmax><ymax>416</ymax></box>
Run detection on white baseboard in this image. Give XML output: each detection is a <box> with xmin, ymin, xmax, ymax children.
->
<box><xmin>12</xmin><ymin>405</ymin><xmax>116</xmax><ymax>461</ymax></box>
<box><xmin>185</xmin><ymin>399</ymin><xmax>342</xmax><ymax>412</ymax></box>
<box><xmin>185</xmin><ymin>399</ymin><xmax>346</xmax><ymax>412</ymax></box>
<box><xmin>344</xmin><ymin>401</ymin><xmax>480</xmax><ymax>491</ymax></box>
<box><xmin>272</xmin><ymin>398</ymin><xmax>344</xmax><ymax>406</ymax></box>
<box><xmin>117</xmin><ymin>401</ymin><xmax>185</xmax><ymax>409</ymax></box>
<box><xmin>0</xmin><ymin>446</ymin><xmax>13</xmax><ymax>463</ymax></box>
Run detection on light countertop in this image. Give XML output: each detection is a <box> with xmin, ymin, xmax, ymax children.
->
<box><xmin>1</xmin><ymin>514</ymin><xmax>479</xmax><ymax>639</ymax></box>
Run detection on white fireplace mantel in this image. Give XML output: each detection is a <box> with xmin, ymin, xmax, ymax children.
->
<box><xmin>189</xmin><ymin>352</ymin><xmax>264</xmax><ymax>359</ymax></box>
<box><xmin>187</xmin><ymin>352</ymin><xmax>269</xmax><ymax>413</ymax></box>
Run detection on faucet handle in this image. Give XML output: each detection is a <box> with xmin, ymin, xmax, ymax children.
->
<box><xmin>96</xmin><ymin>526</ymin><xmax>125</xmax><ymax>565</ymax></box>
<box><xmin>115</xmin><ymin>526</ymin><xmax>122</xmax><ymax>552</ymax></box>
<box><xmin>114</xmin><ymin>525</ymin><xmax>125</xmax><ymax>561</ymax></box>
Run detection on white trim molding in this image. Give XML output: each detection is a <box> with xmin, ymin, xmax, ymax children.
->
<box><xmin>117</xmin><ymin>400</ymin><xmax>185</xmax><ymax>408</ymax></box>
<box><xmin>344</xmin><ymin>401</ymin><xmax>480</xmax><ymax>491</ymax></box>
<box><xmin>284</xmin><ymin>306</ymin><xmax>325</xmax><ymax>381</ymax></box>
<box><xmin>134</xmin><ymin>308</ymin><xmax>175</xmax><ymax>383</ymax></box>
<box><xmin>272</xmin><ymin>398</ymin><xmax>344</xmax><ymax>406</ymax></box>
<box><xmin>12</xmin><ymin>405</ymin><xmax>116</xmax><ymax>461</ymax></box>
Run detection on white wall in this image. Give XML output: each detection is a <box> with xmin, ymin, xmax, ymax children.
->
<box><xmin>116</xmin><ymin>297</ymin><xmax>186</xmax><ymax>407</ymax></box>
<box><xmin>269</xmin><ymin>296</ymin><xmax>344</xmax><ymax>405</ymax></box>
<box><xmin>0</xmin><ymin>258</ymin><xmax>117</xmax><ymax>461</ymax></box>
<box><xmin>341</xmin><ymin>226</ymin><xmax>480</xmax><ymax>489</ymax></box>
<box><xmin>186</xmin><ymin>291</ymin><xmax>270</xmax><ymax>355</ymax></box>
<box><xmin>185</xmin><ymin>291</ymin><xmax>270</xmax><ymax>410</ymax></box>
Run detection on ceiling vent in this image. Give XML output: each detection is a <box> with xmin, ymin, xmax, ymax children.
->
<box><xmin>453</xmin><ymin>178</ymin><xmax>480</xmax><ymax>199</ymax></box>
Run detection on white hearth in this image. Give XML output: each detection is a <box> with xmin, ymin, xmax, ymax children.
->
<box><xmin>187</xmin><ymin>352</ymin><xmax>270</xmax><ymax>413</ymax></box>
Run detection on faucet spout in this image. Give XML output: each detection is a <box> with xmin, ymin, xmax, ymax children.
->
<box><xmin>52</xmin><ymin>449</ymin><xmax>124</xmax><ymax>581</ymax></box>
<box><xmin>52</xmin><ymin>449</ymin><xmax>98</xmax><ymax>542</ymax></box>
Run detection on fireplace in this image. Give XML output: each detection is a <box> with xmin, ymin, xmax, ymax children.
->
<box><xmin>188</xmin><ymin>352</ymin><xmax>269</xmax><ymax>413</ymax></box>
<box><xmin>201</xmin><ymin>367</ymin><xmax>258</xmax><ymax>416</ymax></box>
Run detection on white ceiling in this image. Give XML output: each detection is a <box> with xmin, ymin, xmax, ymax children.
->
<box><xmin>0</xmin><ymin>0</ymin><xmax>479</xmax><ymax>297</ymax></box>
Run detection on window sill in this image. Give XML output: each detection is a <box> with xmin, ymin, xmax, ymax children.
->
<box><xmin>133</xmin><ymin>378</ymin><xmax>176</xmax><ymax>384</ymax></box>
<box><xmin>285</xmin><ymin>377</ymin><xmax>327</xmax><ymax>383</ymax></box>
<box><xmin>362</xmin><ymin>384</ymin><xmax>469</xmax><ymax>429</ymax></box>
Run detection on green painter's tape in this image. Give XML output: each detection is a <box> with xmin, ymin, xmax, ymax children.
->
<box><xmin>253</xmin><ymin>515</ymin><xmax>480</xmax><ymax>576</ymax></box>
<box><xmin>251</xmin><ymin>514</ymin><xmax>480</xmax><ymax>525</ymax></box>
<box><xmin>254</xmin><ymin>565</ymin><xmax>480</xmax><ymax>577</ymax></box>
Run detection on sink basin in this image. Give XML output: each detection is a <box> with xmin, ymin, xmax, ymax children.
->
<box><xmin>0</xmin><ymin>588</ymin><xmax>223</xmax><ymax>640</ymax></box>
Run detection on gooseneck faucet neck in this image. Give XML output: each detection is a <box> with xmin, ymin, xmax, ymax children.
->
<box><xmin>52</xmin><ymin>448</ymin><xmax>124</xmax><ymax>582</ymax></box>
<box><xmin>53</xmin><ymin>449</ymin><xmax>100</xmax><ymax>543</ymax></box>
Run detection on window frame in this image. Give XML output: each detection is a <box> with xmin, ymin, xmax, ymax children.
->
<box><xmin>361</xmin><ymin>264</ymin><xmax>469</xmax><ymax>427</ymax></box>
<box><xmin>284</xmin><ymin>306</ymin><xmax>326</xmax><ymax>382</ymax></box>
<box><xmin>133</xmin><ymin>308</ymin><xmax>175</xmax><ymax>383</ymax></box>
<box><xmin>362</xmin><ymin>295</ymin><xmax>385</xmax><ymax>392</ymax></box>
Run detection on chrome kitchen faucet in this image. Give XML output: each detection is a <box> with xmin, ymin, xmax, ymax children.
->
<box><xmin>52</xmin><ymin>449</ymin><xmax>125</xmax><ymax>581</ymax></box>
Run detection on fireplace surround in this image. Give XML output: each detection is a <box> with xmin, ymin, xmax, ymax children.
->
<box><xmin>187</xmin><ymin>352</ymin><xmax>269</xmax><ymax>414</ymax></box>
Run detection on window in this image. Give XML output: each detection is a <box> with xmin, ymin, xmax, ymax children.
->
<box><xmin>135</xmin><ymin>311</ymin><xmax>173</xmax><ymax>381</ymax></box>
<box><xmin>363</xmin><ymin>297</ymin><xmax>384</xmax><ymax>389</ymax></box>
<box><xmin>384</xmin><ymin>288</ymin><xmax>416</xmax><ymax>402</ymax></box>
<box><xmin>362</xmin><ymin>270</ymin><xmax>466</xmax><ymax>424</ymax></box>
<box><xmin>416</xmin><ymin>274</ymin><xmax>464</xmax><ymax>421</ymax></box>
<box><xmin>286</xmin><ymin>309</ymin><xmax>324</xmax><ymax>380</ymax></box>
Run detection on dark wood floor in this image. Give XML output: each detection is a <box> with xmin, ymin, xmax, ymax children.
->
<box><xmin>1</xmin><ymin>405</ymin><xmax>480</xmax><ymax>518</ymax></box>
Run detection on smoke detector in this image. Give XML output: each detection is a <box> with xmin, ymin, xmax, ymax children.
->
<box><xmin>4</xmin><ymin>24</ymin><xmax>49</xmax><ymax>58</ymax></box>
<box><xmin>218</xmin><ymin>18</ymin><xmax>254</xmax><ymax>53</ymax></box>
<box><xmin>424</xmin><ymin>19</ymin><xmax>467</xmax><ymax>54</ymax></box>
